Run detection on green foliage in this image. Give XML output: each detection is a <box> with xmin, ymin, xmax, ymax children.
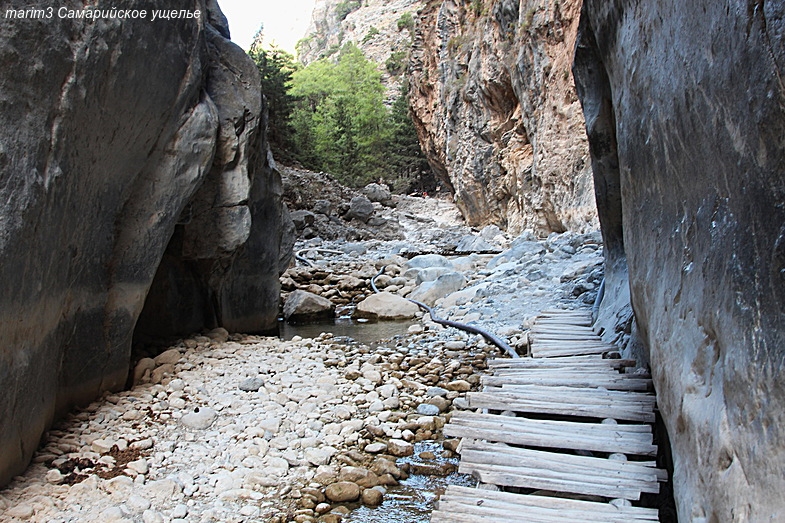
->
<box><xmin>385</xmin><ymin>50</ymin><xmax>408</xmax><ymax>76</ymax></box>
<box><xmin>295</xmin><ymin>36</ymin><xmax>312</xmax><ymax>56</ymax></box>
<box><xmin>287</xmin><ymin>44</ymin><xmax>432</xmax><ymax>190</ymax></box>
<box><xmin>335</xmin><ymin>0</ymin><xmax>361</xmax><ymax>21</ymax></box>
<box><xmin>288</xmin><ymin>43</ymin><xmax>390</xmax><ymax>186</ymax></box>
<box><xmin>248</xmin><ymin>37</ymin><xmax>299</xmax><ymax>160</ymax></box>
<box><xmin>362</xmin><ymin>26</ymin><xmax>380</xmax><ymax>43</ymax></box>
<box><xmin>471</xmin><ymin>0</ymin><xmax>484</xmax><ymax>16</ymax></box>
<box><xmin>386</xmin><ymin>81</ymin><xmax>435</xmax><ymax>193</ymax></box>
<box><xmin>322</xmin><ymin>42</ymin><xmax>342</xmax><ymax>59</ymax></box>
<box><xmin>396</xmin><ymin>12</ymin><xmax>414</xmax><ymax>32</ymax></box>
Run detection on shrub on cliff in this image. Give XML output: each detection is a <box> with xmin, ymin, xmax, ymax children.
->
<box><xmin>288</xmin><ymin>43</ymin><xmax>390</xmax><ymax>186</ymax></box>
<box><xmin>248</xmin><ymin>38</ymin><xmax>299</xmax><ymax>161</ymax></box>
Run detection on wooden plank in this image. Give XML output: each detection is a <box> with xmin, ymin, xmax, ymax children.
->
<box><xmin>530</xmin><ymin>340</ymin><xmax>612</xmax><ymax>347</ymax></box>
<box><xmin>432</xmin><ymin>486</ymin><xmax>660</xmax><ymax>522</ymax></box>
<box><xmin>483</xmin><ymin>374</ymin><xmax>651</xmax><ymax>391</ymax></box>
<box><xmin>450</xmin><ymin>411</ymin><xmax>654</xmax><ymax>433</ymax></box>
<box><xmin>434</xmin><ymin>497</ymin><xmax>658</xmax><ymax>523</ymax></box>
<box><xmin>459</xmin><ymin>445</ymin><xmax>662</xmax><ymax>500</ymax></box>
<box><xmin>488</xmin><ymin>356</ymin><xmax>636</xmax><ymax>369</ymax></box>
<box><xmin>461</xmin><ymin>463</ymin><xmax>648</xmax><ymax>500</ymax></box>
<box><xmin>530</xmin><ymin>332</ymin><xmax>602</xmax><ymax>339</ymax></box>
<box><xmin>444</xmin><ymin>412</ymin><xmax>657</xmax><ymax>455</ymax></box>
<box><xmin>468</xmin><ymin>391</ymin><xmax>656</xmax><ymax>422</ymax></box>
<box><xmin>530</xmin><ymin>327</ymin><xmax>599</xmax><ymax>335</ymax></box>
<box><xmin>460</xmin><ymin>442</ymin><xmax>663</xmax><ymax>480</ymax></box>
<box><xmin>531</xmin><ymin>346</ymin><xmax>615</xmax><ymax>358</ymax></box>
<box><xmin>535</xmin><ymin>321</ymin><xmax>593</xmax><ymax>328</ymax></box>
<box><xmin>490</xmin><ymin>367</ymin><xmax>648</xmax><ymax>378</ymax></box>
<box><xmin>475</xmin><ymin>385</ymin><xmax>657</xmax><ymax>407</ymax></box>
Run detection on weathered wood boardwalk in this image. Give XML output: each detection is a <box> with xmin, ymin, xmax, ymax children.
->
<box><xmin>431</xmin><ymin>309</ymin><xmax>663</xmax><ymax>522</ymax></box>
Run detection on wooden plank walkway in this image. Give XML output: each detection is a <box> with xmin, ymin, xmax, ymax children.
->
<box><xmin>431</xmin><ymin>309</ymin><xmax>663</xmax><ymax>522</ymax></box>
<box><xmin>431</xmin><ymin>486</ymin><xmax>660</xmax><ymax>523</ymax></box>
<box><xmin>529</xmin><ymin>309</ymin><xmax>615</xmax><ymax>358</ymax></box>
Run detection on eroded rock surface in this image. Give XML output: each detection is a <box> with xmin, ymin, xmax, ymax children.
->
<box><xmin>0</xmin><ymin>1</ymin><xmax>283</xmax><ymax>486</ymax></box>
<box><xmin>574</xmin><ymin>1</ymin><xmax>785</xmax><ymax>519</ymax></box>
<box><xmin>409</xmin><ymin>0</ymin><xmax>596</xmax><ymax>234</ymax></box>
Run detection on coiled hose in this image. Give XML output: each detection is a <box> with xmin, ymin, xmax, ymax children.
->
<box><xmin>372</xmin><ymin>266</ymin><xmax>519</xmax><ymax>359</ymax></box>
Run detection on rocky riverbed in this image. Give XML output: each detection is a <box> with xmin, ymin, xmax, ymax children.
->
<box><xmin>1</xmin><ymin>179</ymin><xmax>607</xmax><ymax>523</ymax></box>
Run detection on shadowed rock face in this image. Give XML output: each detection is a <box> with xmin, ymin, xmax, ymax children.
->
<box><xmin>409</xmin><ymin>0</ymin><xmax>597</xmax><ymax>234</ymax></box>
<box><xmin>574</xmin><ymin>1</ymin><xmax>785</xmax><ymax>519</ymax></box>
<box><xmin>0</xmin><ymin>0</ymin><xmax>285</xmax><ymax>486</ymax></box>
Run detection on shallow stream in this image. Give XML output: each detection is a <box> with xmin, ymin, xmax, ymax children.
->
<box><xmin>279</xmin><ymin>317</ymin><xmax>475</xmax><ymax>522</ymax></box>
<box><xmin>344</xmin><ymin>441</ymin><xmax>475</xmax><ymax>523</ymax></box>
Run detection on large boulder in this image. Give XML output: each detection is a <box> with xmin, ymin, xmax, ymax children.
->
<box><xmin>455</xmin><ymin>235</ymin><xmax>498</xmax><ymax>253</ymax></box>
<box><xmin>0</xmin><ymin>1</ymin><xmax>284</xmax><ymax>486</ymax></box>
<box><xmin>414</xmin><ymin>267</ymin><xmax>454</xmax><ymax>285</ymax></box>
<box><xmin>574</xmin><ymin>1</ymin><xmax>785</xmax><ymax>520</ymax></box>
<box><xmin>283</xmin><ymin>290</ymin><xmax>335</xmax><ymax>323</ymax></box>
<box><xmin>354</xmin><ymin>292</ymin><xmax>420</xmax><ymax>320</ymax></box>
<box><xmin>404</xmin><ymin>254</ymin><xmax>453</xmax><ymax>270</ymax></box>
<box><xmin>290</xmin><ymin>209</ymin><xmax>316</xmax><ymax>230</ymax></box>
<box><xmin>362</xmin><ymin>183</ymin><xmax>393</xmax><ymax>206</ymax></box>
<box><xmin>344</xmin><ymin>195</ymin><xmax>375</xmax><ymax>223</ymax></box>
<box><xmin>408</xmin><ymin>272</ymin><xmax>467</xmax><ymax>306</ymax></box>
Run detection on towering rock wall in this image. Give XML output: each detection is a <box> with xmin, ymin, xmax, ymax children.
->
<box><xmin>409</xmin><ymin>0</ymin><xmax>596</xmax><ymax>234</ymax></box>
<box><xmin>0</xmin><ymin>0</ymin><xmax>284</xmax><ymax>486</ymax></box>
<box><xmin>573</xmin><ymin>1</ymin><xmax>785</xmax><ymax>520</ymax></box>
<box><xmin>298</xmin><ymin>0</ymin><xmax>423</xmax><ymax>102</ymax></box>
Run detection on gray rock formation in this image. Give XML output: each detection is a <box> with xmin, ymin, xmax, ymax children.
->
<box><xmin>573</xmin><ymin>1</ymin><xmax>785</xmax><ymax>520</ymax></box>
<box><xmin>344</xmin><ymin>195</ymin><xmax>376</xmax><ymax>223</ymax></box>
<box><xmin>362</xmin><ymin>183</ymin><xmax>394</xmax><ymax>206</ymax></box>
<box><xmin>0</xmin><ymin>0</ymin><xmax>284</xmax><ymax>486</ymax></box>
<box><xmin>283</xmin><ymin>290</ymin><xmax>335</xmax><ymax>323</ymax></box>
<box><xmin>409</xmin><ymin>0</ymin><xmax>597</xmax><ymax>234</ymax></box>
<box><xmin>408</xmin><ymin>271</ymin><xmax>466</xmax><ymax>306</ymax></box>
<box><xmin>353</xmin><ymin>292</ymin><xmax>420</xmax><ymax>320</ymax></box>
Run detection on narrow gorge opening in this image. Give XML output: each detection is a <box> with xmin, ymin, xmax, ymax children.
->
<box><xmin>3</xmin><ymin>1</ymin><xmax>782</xmax><ymax>522</ymax></box>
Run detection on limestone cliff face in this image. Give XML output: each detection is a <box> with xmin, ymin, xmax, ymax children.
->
<box><xmin>574</xmin><ymin>1</ymin><xmax>785</xmax><ymax>519</ymax></box>
<box><xmin>0</xmin><ymin>0</ymin><xmax>284</xmax><ymax>486</ymax></box>
<box><xmin>409</xmin><ymin>0</ymin><xmax>596</xmax><ymax>234</ymax></box>
<box><xmin>299</xmin><ymin>0</ymin><xmax>424</xmax><ymax>101</ymax></box>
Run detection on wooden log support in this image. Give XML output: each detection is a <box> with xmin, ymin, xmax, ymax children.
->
<box><xmin>431</xmin><ymin>486</ymin><xmax>660</xmax><ymax>522</ymax></box>
<box><xmin>431</xmin><ymin>309</ymin><xmax>663</xmax><ymax>522</ymax></box>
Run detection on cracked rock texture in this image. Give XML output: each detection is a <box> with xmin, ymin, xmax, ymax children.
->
<box><xmin>574</xmin><ymin>1</ymin><xmax>785</xmax><ymax>520</ymax></box>
<box><xmin>0</xmin><ymin>0</ymin><xmax>285</xmax><ymax>486</ymax></box>
<box><xmin>409</xmin><ymin>0</ymin><xmax>597</xmax><ymax>234</ymax></box>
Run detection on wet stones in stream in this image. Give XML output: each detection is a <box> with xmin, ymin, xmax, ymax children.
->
<box><xmin>1</xmin><ymin>326</ymin><xmax>499</xmax><ymax>523</ymax></box>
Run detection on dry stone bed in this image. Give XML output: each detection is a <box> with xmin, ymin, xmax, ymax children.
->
<box><xmin>0</xmin><ymin>323</ymin><xmax>500</xmax><ymax>523</ymax></box>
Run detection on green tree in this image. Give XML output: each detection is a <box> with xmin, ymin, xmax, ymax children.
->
<box><xmin>397</xmin><ymin>12</ymin><xmax>414</xmax><ymax>32</ymax></box>
<box><xmin>386</xmin><ymin>81</ymin><xmax>434</xmax><ymax>192</ymax></box>
<box><xmin>248</xmin><ymin>33</ymin><xmax>299</xmax><ymax>160</ymax></box>
<box><xmin>289</xmin><ymin>43</ymin><xmax>390</xmax><ymax>186</ymax></box>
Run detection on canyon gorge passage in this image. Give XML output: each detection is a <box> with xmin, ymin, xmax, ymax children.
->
<box><xmin>0</xmin><ymin>1</ymin><xmax>784</xmax><ymax>522</ymax></box>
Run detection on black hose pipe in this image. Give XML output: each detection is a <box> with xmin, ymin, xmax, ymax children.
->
<box><xmin>372</xmin><ymin>266</ymin><xmax>519</xmax><ymax>359</ymax></box>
